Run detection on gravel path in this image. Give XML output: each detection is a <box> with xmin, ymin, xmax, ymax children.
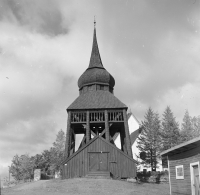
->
<box><xmin>2</xmin><ymin>178</ymin><xmax>170</xmax><ymax>195</ymax></box>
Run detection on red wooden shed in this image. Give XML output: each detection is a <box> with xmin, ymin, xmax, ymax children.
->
<box><xmin>161</xmin><ymin>137</ymin><xmax>200</xmax><ymax>195</ymax></box>
<box><xmin>61</xmin><ymin>21</ymin><xmax>137</xmax><ymax>179</ymax></box>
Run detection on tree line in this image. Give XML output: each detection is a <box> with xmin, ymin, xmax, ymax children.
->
<box><xmin>137</xmin><ymin>106</ymin><xmax>200</xmax><ymax>171</ymax></box>
<box><xmin>10</xmin><ymin>129</ymin><xmax>65</xmax><ymax>181</ymax></box>
<box><xmin>9</xmin><ymin>106</ymin><xmax>200</xmax><ymax>180</ymax></box>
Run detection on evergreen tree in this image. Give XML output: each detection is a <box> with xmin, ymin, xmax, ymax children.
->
<box><xmin>160</xmin><ymin>106</ymin><xmax>180</xmax><ymax>151</ymax></box>
<box><xmin>191</xmin><ymin>116</ymin><xmax>200</xmax><ymax>138</ymax></box>
<box><xmin>137</xmin><ymin>108</ymin><xmax>161</xmax><ymax>171</ymax></box>
<box><xmin>180</xmin><ymin>110</ymin><xmax>193</xmax><ymax>142</ymax></box>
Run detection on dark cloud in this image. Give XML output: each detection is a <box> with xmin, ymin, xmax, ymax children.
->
<box><xmin>0</xmin><ymin>0</ymin><xmax>69</xmax><ymax>36</ymax></box>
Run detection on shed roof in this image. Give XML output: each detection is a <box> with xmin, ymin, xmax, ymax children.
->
<box><xmin>62</xmin><ymin>135</ymin><xmax>137</xmax><ymax>164</ymax></box>
<box><xmin>160</xmin><ymin>136</ymin><xmax>200</xmax><ymax>157</ymax></box>
<box><xmin>67</xmin><ymin>90</ymin><xmax>127</xmax><ymax>110</ymax></box>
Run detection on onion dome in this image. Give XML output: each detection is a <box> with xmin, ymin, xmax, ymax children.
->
<box><xmin>78</xmin><ymin>23</ymin><xmax>115</xmax><ymax>92</ymax></box>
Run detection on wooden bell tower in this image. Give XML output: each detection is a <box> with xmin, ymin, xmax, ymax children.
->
<box><xmin>62</xmin><ymin>21</ymin><xmax>136</xmax><ymax>179</ymax></box>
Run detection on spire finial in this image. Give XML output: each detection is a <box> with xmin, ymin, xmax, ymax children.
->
<box><xmin>94</xmin><ymin>16</ymin><xmax>96</xmax><ymax>28</ymax></box>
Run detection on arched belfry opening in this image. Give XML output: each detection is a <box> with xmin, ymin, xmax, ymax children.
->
<box><xmin>62</xmin><ymin>22</ymin><xmax>136</xmax><ymax>179</ymax></box>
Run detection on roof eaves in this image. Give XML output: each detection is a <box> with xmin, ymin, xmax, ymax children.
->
<box><xmin>62</xmin><ymin>135</ymin><xmax>137</xmax><ymax>165</ymax></box>
<box><xmin>160</xmin><ymin>136</ymin><xmax>200</xmax><ymax>156</ymax></box>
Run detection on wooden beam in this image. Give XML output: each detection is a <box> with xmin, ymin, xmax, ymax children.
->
<box><xmin>99</xmin><ymin>129</ymin><xmax>106</xmax><ymax>137</ymax></box>
<box><xmin>111</xmin><ymin>132</ymin><xmax>119</xmax><ymax>142</ymax></box>
<box><xmin>64</xmin><ymin>111</ymin><xmax>71</xmax><ymax>159</ymax></box>
<box><xmin>105</xmin><ymin>110</ymin><xmax>110</xmax><ymax>141</ymax></box>
<box><xmin>91</xmin><ymin>130</ymin><xmax>96</xmax><ymax>137</ymax></box>
<box><xmin>86</xmin><ymin>111</ymin><xmax>90</xmax><ymax>143</ymax></box>
<box><xmin>123</xmin><ymin>109</ymin><xmax>133</xmax><ymax>158</ymax></box>
<box><xmin>112</xmin><ymin>132</ymin><xmax>120</xmax><ymax>142</ymax></box>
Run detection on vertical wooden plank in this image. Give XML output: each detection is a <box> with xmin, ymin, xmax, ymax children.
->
<box><xmin>86</xmin><ymin>111</ymin><xmax>90</xmax><ymax>143</ymax></box>
<box><xmin>82</xmin><ymin>149</ymin><xmax>85</xmax><ymax>176</ymax></box>
<box><xmin>119</xmin><ymin>153</ymin><xmax>122</xmax><ymax>178</ymax></box>
<box><xmin>105</xmin><ymin>110</ymin><xmax>110</xmax><ymax>141</ymax></box>
<box><xmin>84</xmin><ymin>149</ymin><xmax>86</xmax><ymax>176</ymax></box>
<box><xmin>77</xmin><ymin>153</ymin><xmax>80</xmax><ymax>177</ymax></box>
<box><xmin>122</xmin><ymin>154</ymin><xmax>125</xmax><ymax>178</ymax></box>
<box><xmin>71</xmin><ymin>160</ymin><xmax>73</xmax><ymax>178</ymax></box>
<box><xmin>84</xmin><ymin>148</ymin><xmax>87</xmax><ymax>176</ymax></box>
<box><xmin>67</xmin><ymin>162</ymin><xmax>69</xmax><ymax>179</ymax></box>
<box><xmin>69</xmin><ymin>161</ymin><xmax>71</xmax><ymax>178</ymax></box>
<box><xmin>125</xmin><ymin>158</ymin><xmax>128</xmax><ymax>177</ymax></box>
<box><xmin>113</xmin><ymin>149</ymin><xmax>116</xmax><ymax>178</ymax></box>
<box><xmin>98</xmin><ymin>138</ymin><xmax>100</xmax><ymax>152</ymax></box>
<box><xmin>74</xmin><ymin>156</ymin><xmax>76</xmax><ymax>178</ymax></box>
<box><xmin>110</xmin><ymin>147</ymin><xmax>113</xmax><ymax>176</ymax></box>
<box><xmin>85</xmin><ymin>148</ymin><xmax>88</xmax><ymax>175</ymax></box>
<box><xmin>75</xmin><ymin>155</ymin><xmax>77</xmax><ymax>177</ymax></box>
<box><xmin>116</xmin><ymin>149</ymin><xmax>119</xmax><ymax>178</ymax></box>
<box><xmin>67</xmin><ymin>161</ymin><xmax>69</xmax><ymax>178</ymax></box>
<box><xmin>79</xmin><ymin>151</ymin><xmax>82</xmax><ymax>177</ymax></box>
<box><xmin>95</xmin><ymin>138</ymin><xmax>97</xmax><ymax>152</ymax></box>
<box><xmin>70</xmin><ymin>158</ymin><xmax>73</xmax><ymax>178</ymax></box>
<box><xmin>77</xmin><ymin>155</ymin><xmax>79</xmax><ymax>178</ymax></box>
<box><xmin>72</xmin><ymin>158</ymin><xmax>74</xmax><ymax>178</ymax></box>
<box><xmin>63</xmin><ymin>164</ymin><xmax>65</xmax><ymax>179</ymax></box>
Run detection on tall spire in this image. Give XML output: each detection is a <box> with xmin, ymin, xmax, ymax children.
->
<box><xmin>88</xmin><ymin>17</ymin><xmax>103</xmax><ymax>69</ymax></box>
<box><xmin>77</xmin><ymin>20</ymin><xmax>115</xmax><ymax>91</ymax></box>
<box><xmin>94</xmin><ymin>16</ymin><xmax>96</xmax><ymax>28</ymax></box>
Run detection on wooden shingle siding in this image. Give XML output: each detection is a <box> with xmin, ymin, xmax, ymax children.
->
<box><xmin>67</xmin><ymin>90</ymin><xmax>127</xmax><ymax>110</ymax></box>
<box><xmin>169</xmin><ymin>151</ymin><xmax>200</xmax><ymax>195</ymax></box>
<box><xmin>63</xmin><ymin>136</ymin><xmax>136</xmax><ymax>179</ymax></box>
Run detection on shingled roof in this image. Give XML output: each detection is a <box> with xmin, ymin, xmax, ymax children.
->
<box><xmin>78</xmin><ymin>25</ymin><xmax>115</xmax><ymax>90</ymax></box>
<box><xmin>68</xmin><ymin>22</ymin><xmax>127</xmax><ymax>111</ymax></box>
<box><xmin>67</xmin><ymin>90</ymin><xmax>127</xmax><ymax>110</ymax></box>
<box><xmin>88</xmin><ymin>26</ymin><xmax>103</xmax><ymax>69</ymax></box>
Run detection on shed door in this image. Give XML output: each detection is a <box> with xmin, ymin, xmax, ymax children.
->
<box><xmin>89</xmin><ymin>153</ymin><xmax>108</xmax><ymax>171</ymax></box>
<box><xmin>89</xmin><ymin>153</ymin><xmax>99</xmax><ymax>171</ymax></box>
<box><xmin>99</xmin><ymin>153</ymin><xmax>108</xmax><ymax>171</ymax></box>
<box><xmin>193</xmin><ymin>165</ymin><xmax>200</xmax><ymax>195</ymax></box>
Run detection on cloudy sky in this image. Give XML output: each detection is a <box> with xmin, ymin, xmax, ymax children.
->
<box><xmin>0</xmin><ymin>0</ymin><xmax>200</xmax><ymax>177</ymax></box>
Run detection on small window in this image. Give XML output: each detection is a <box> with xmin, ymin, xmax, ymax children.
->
<box><xmin>176</xmin><ymin>165</ymin><xmax>184</xmax><ymax>179</ymax></box>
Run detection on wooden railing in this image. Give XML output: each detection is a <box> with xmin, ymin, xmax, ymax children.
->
<box><xmin>108</xmin><ymin>111</ymin><xmax>124</xmax><ymax>122</ymax></box>
<box><xmin>90</xmin><ymin>111</ymin><xmax>105</xmax><ymax>122</ymax></box>
<box><xmin>71</xmin><ymin>112</ymin><xmax>86</xmax><ymax>122</ymax></box>
<box><xmin>71</xmin><ymin>110</ymin><xmax>124</xmax><ymax>123</ymax></box>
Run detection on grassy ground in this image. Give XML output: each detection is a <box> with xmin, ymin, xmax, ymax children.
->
<box><xmin>2</xmin><ymin>178</ymin><xmax>170</xmax><ymax>195</ymax></box>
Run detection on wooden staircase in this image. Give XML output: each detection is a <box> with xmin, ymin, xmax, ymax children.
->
<box><xmin>86</xmin><ymin>171</ymin><xmax>111</xmax><ymax>179</ymax></box>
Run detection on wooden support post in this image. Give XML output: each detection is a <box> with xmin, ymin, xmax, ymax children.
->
<box><xmin>86</xmin><ymin>111</ymin><xmax>90</xmax><ymax>143</ymax></box>
<box><xmin>120</xmin><ymin>128</ymin><xmax>126</xmax><ymax>153</ymax></box>
<box><xmin>64</xmin><ymin>111</ymin><xmax>71</xmax><ymax>159</ymax></box>
<box><xmin>123</xmin><ymin>109</ymin><xmax>133</xmax><ymax>158</ymax></box>
<box><xmin>105</xmin><ymin>110</ymin><xmax>110</xmax><ymax>141</ymax></box>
